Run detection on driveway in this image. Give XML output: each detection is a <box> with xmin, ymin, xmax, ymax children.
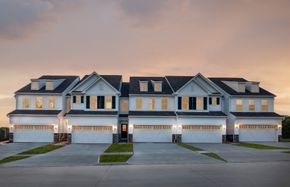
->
<box><xmin>2</xmin><ymin>144</ymin><xmax>110</xmax><ymax>167</ymax></box>
<box><xmin>0</xmin><ymin>143</ymin><xmax>46</xmax><ymax>160</ymax></box>
<box><xmin>128</xmin><ymin>143</ymin><xmax>220</xmax><ymax>165</ymax></box>
<box><xmin>190</xmin><ymin>143</ymin><xmax>290</xmax><ymax>163</ymax></box>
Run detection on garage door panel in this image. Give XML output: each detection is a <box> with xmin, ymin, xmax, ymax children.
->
<box><xmin>239</xmin><ymin>125</ymin><xmax>278</xmax><ymax>142</ymax></box>
<box><xmin>133</xmin><ymin>125</ymin><xmax>172</xmax><ymax>143</ymax></box>
<box><xmin>72</xmin><ymin>126</ymin><xmax>112</xmax><ymax>144</ymax></box>
<box><xmin>182</xmin><ymin>125</ymin><xmax>222</xmax><ymax>143</ymax></box>
<box><xmin>14</xmin><ymin>125</ymin><xmax>53</xmax><ymax>143</ymax></box>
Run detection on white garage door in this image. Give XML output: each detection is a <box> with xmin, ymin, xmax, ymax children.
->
<box><xmin>182</xmin><ymin>125</ymin><xmax>222</xmax><ymax>143</ymax></box>
<box><xmin>72</xmin><ymin>126</ymin><xmax>112</xmax><ymax>144</ymax></box>
<box><xmin>14</xmin><ymin>125</ymin><xmax>54</xmax><ymax>143</ymax></box>
<box><xmin>133</xmin><ymin>125</ymin><xmax>172</xmax><ymax>142</ymax></box>
<box><xmin>239</xmin><ymin>125</ymin><xmax>278</xmax><ymax>142</ymax></box>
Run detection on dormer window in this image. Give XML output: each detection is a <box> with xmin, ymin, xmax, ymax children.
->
<box><xmin>238</xmin><ymin>83</ymin><xmax>245</xmax><ymax>93</ymax></box>
<box><xmin>31</xmin><ymin>81</ymin><xmax>39</xmax><ymax>90</ymax></box>
<box><xmin>153</xmin><ymin>81</ymin><xmax>162</xmax><ymax>92</ymax></box>
<box><xmin>46</xmin><ymin>81</ymin><xmax>54</xmax><ymax>90</ymax></box>
<box><xmin>139</xmin><ymin>81</ymin><xmax>148</xmax><ymax>92</ymax></box>
<box><xmin>251</xmin><ymin>84</ymin><xmax>259</xmax><ymax>93</ymax></box>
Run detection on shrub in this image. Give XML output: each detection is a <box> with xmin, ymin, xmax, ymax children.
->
<box><xmin>282</xmin><ymin>117</ymin><xmax>290</xmax><ymax>138</ymax></box>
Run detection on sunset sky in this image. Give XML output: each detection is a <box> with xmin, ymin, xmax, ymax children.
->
<box><xmin>0</xmin><ymin>0</ymin><xmax>290</xmax><ymax>127</ymax></box>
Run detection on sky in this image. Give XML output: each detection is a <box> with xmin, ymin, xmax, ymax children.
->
<box><xmin>0</xmin><ymin>0</ymin><xmax>290</xmax><ymax>127</ymax></box>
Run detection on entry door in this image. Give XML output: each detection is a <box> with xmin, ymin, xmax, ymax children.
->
<box><xmin>121</xmin><ymin>124</ymin><xmax>128</xmax><ymax>139</ymax></box>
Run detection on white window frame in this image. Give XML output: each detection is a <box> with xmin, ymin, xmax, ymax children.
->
<box><xmin>139</xmin><ymin>81</ymin><xmax>148</xmax><ymax>92</ymax></box>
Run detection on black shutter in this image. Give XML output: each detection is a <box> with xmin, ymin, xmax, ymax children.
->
<box><xmin>178</xmin><ymin>97</ymin><xmax>182</xmax><ymax>110</ymax></box>
<box><xmin>189</xmin><ymin>97</ymin><xmax>193</xmax><ymax>110</ymax></box>
<box><xmin>98</xmin><ymin>96</ymin><xmax>104</xmax><ymax>109</ymax></box>
<box><xmin>73</xmin><ymin>96</ymin><xmax>76</xmax><ymax>103</ymax></box>
<box><xmin>86</xmin><ymin>96</ymin><xmax>90</xmax><ymax>109</ymax></box>
<box><xmin>112</xmin><ymin>96</ymin><xmax>116</xmax><ymax>109</ymax></box>
<box><xmin>209</xmin><ymin>97</ymin><xmax>212</xmax><ymax>105</ymax></box>
<box><xmin>192</xmin><ymin>97</ymin><xmax>196</xmax><ymax>110</ymax></box>
<box><xmin>204</xmin><ymin>97</ymin><xmax>208</xmax><ymax>110</ymax></box>
<box><xmin>81</xmin><ymin>96</ymin><xmax>84</xmax><ymax>103</ymax></box>
<box><xmin>217</xmin><ymin>97</ymin><xmax>220</xmax><ymax>105</ymax></box>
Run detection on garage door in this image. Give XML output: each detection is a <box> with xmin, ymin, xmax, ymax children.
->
<box><xmin>239</xmin><ymin>125</ymin><xmax>278</xmax><ymax>142</ymax></box>
<box><xmin>182</xmin><ymin>125</ymin><xmax>222</xmax><ymax>143</ymax></box>
<box><xmin>133</xmin><ymin>125</ymin><xmax>172</xmax><ymax>142</ymax></box>
<box><xmin>72</xmin><ymin>126</ymin><xmax>112</xmax><ymax>144</ymax></box>
<box><xmin>14</xmin><ymin>125</ymin><xmax>54</xmax><ymax>143</ymax></box>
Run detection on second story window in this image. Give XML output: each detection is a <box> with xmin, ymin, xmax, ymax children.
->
<box><xmin>261</xmin><ymin>100</ymin><xmax>269</xmax><ymax>112</ymax></box>
<box><xmin>120</xmin><ymin>100</ymin><xmax>129</xmax><ymax>112</ymax></box>
<box><xmin>149</xmin><ymin>98</ymin><xmax>155</xmax><ymax>110</ymax></box>
<box><xmin>36</xmin><ymin>96</ymin><xmax>43</xmax><ymax>109</ymax></box>
<box><xmin>22</xmin><ymin>97</ymin><xmax>30</xmax><ymax>109</ymax></box>
<box><xmin>105</xmin><ymin>96</ymin><xmax>112</xmax><ymax>109</ymax></box>
<box><xmin>139</xmin><ymin>81</ymin><xmax>148</xmax><ymax>92</ymax></box>
<box><xmin>48</xmin><ymin>97</ymin><xmax>56</xmax><ymax>109</ymax></box>
<box><xmin>236</xmin><ymin>99</ymin><xmax>243</xmax><ymax>112</ymax></box>
<box><xmin>196</xmin><ymin>97</ymin><xmax>204</xmax><ymax>111</ymax></box>
<box><xmin>161</xmin><ymin>98</ymin><xmax>168</xmax><ymax>110</ymax></box>
<box><xmin>31</xmin><ymin>81</ymin><xmax>39</xmax><ymax>90</ymax></box>
<box><xmin>209</xmin><ymin>97</ymin><xmax>220</xmax><ymax>105</ymax></box>
<box><xmin>90</xmin><ymin>96</ymin><xmax>97</xmax><ymax>109</ymax></box>
<box><xmin>182</xmin><ymin>96</ymin><xmax>189</xmax><ymax>110</ymax></box>
<box><xmin>73</xmin><ymin>96</ymin><xmax>84</xmax><ymax>104</ymax></box>
<box><xmin>46</xmin><ymin>81</ymin><xmax>53</xmax><ymax>90</ymax></box>
<box><xmin>238</xmin><ymin>83</ymin><xmax>245</xmax><ymax>92</ymax></box>
<box><xmin>136</xmin><ymin>97</ymin><xmax>142</xmax><ymax>110</ymax></box>
<box><xmin>154</xmin><ymin>82</ymin><xmax>162</xmax><ymax>92</ymax></box>
<box><xmin>249</xmin><ymin>99</ymin><xmax>256</xmax><ymax>112</ymax></box>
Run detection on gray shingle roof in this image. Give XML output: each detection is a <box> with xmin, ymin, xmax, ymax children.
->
<box><xmin>121</xmin><ymin>82</ymin><xmax>129</xmax><ymax>97</ymax></box>
<box><xmin>165</xmin><ymin>76</ymin><xmax>193</xmax><ymax>92</ymax></box>
<box><xmin>16</xmin><ymin>75</ymin><xmax>79</xmax><ymax>94</ymax></box>
<box><xmin>209</xmin><ymin>78</ymin><xmax>275</xmax><ymax>96</ymax></box>
<box><xmin>176</xmin><ymin>111</ymin><xmax>226</xmax><ymax>117</ymax></box>
<box><xmin>66</xmin><ymin>110</ymin><xmax>118</xmax><ymax>116</ymax></box>
<box><xmin>129</xmin><ymin>111</ymin><xmax>176</xmax><ymax>116</ymax></box>
<box><xmin>231</xmin><ymin>112</ymin><xmax>282</xmax><ymax>118</ymax></box>
<box><xmin>101</xmin><ymin>75</ymin><xmax>122</xmax><ymax>91</ymax></box>
<box><xmin>7</xmin><ymin>110</ymin><xmax>61</xmax><ymax>116</ymax></box>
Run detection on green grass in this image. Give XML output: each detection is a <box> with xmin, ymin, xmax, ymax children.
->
<box><xmin>19</xmin><ymin>144</ymin><xmax>64</xmax><ymax>155</ymax></box>
<box><xmin>0</xmin><ymin>156</ymin><xmax>30</xmax><ymax>165</ymax></box>
<box><xmin>99</xmin><ymin>154</ymin><xmax>132</xmax><ymax>163</ymax></box>
<box><xmin>104</xmin><ymin>144</ymin><xmax>133</xmax><ymax>153</ymax></box>
<box><xmin>235</xmin><ymin>143</ymin><xmax>289</xmax><ymax>150</ymax></box>
<box><xmin>176</xmin><ymin>143</ymin><xmax>203</xmax><ymax>151</ymax></box>
<box><xmin>202</xmin><ymin>153</ymin><xmax>227</xmax><ymax>162</ymax></box>
<box><xmin>280</xmin><ymin>138</ymin><xmax>290</xmax><ymax>142</ymax></box>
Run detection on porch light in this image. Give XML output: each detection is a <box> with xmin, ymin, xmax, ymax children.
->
<box><xmin>278</xmin><ymin>125</ymin><xmax>282</xmax><ymax>129</ymax></box>
<box><xmin>10</xmin><ymin>124</ymin><xmax>14</xmax><ymax>131</ymax></box>
<box><xmin>235</xmin><ymin>124</ymin><xmax>239</xmax><ymax>129</ymax></box>
<box><xmin>178</xmin><ymin>125</ymin><xmax>182</xmax><ymax>129</ymax></box>
<box><xmin>173</xmin><ymin>125</ymin><xmax>177</xmax><ymax>129</ymax></box>
<box><xmin>67</xmin><ymin>125</ymin><xmax>72</xmax><ymax>131</ymax></box>
<box><xmin>222</xmin><ymin>125</ymin><xmax>226</xmax><ymax>129</ymax></box>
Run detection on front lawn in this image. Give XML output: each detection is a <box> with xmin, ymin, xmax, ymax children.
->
<box><xmin>19</xmin><ymin>144</ymin><xmax>64</xmax><ymax>155</ymax></box>
<box><xmin>0</xmin><ymin>156</ymin><xmax>30</xmax><ymax>165</ymax></box>
<box><xmin>202</xmin><ymin>153</ymin><xmax>227</xmax><ymax>162</ymax></box>
<box><xmin>99</xmin><ymin>154</ymin><xmax>132</xmax><ymax>163</ymax></box>
<box><xmin>104</xmin><ymin>144</ymin><xmax>133</xmax><ymax>153</ymax></box>
<box><xmin>176</xmin><ymin>143</ymin><xmax>203</xmax><ymax>151</ymax></box>
<box><xmin>235</xmin><ymin>143</ymin><xmax>289</xmax><ymax>150</ymax></box>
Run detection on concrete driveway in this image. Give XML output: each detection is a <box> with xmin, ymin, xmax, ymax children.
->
<box><xmin>191</xmin><ymin>143</ymin><xmax>290</xmax><ymax>163</ymax></box>
<box><xmin>0</xmin><ymin>143</ymin><xmax>46</xmax><ymax>160</ymax></box>
<box><xmin>3</xmin><ymin>144</ymin><xmax>110</xmax><ymax>167</ymax></box>
<box><xmin>128</xmin><ymin>143</ymin><xmax>220</xmax><ymax>165</ymax></box>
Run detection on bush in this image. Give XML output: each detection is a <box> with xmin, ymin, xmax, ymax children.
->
<box><xmin>0</xmin><ymin>127</ymin><xmax>9</xmax><ymax>141</ymax></box>
<box><xmin>282</xmin><ymin>117</ymin><xmax>290</xmax><ymax>138</ymax></box>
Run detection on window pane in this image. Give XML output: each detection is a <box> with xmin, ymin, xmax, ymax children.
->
<box><xmin>211</xmin><ymin>97</ymin><xmax>217</xmax><ymax>105</ymax></box>
<box><xmin>90</xmin><ymin>96</ymin><xmax>97</xmax><ymax>109</ymax></box>
<box><xmin>261</xmin><ymin>100</ymin><xmax>268</xmax><ymax>112</ymax></box>
<box><xmin>149</xmin><ymin>98</ymin><xmax>155</xmax><ymax>110</ymax></box>
<box><xmin>22</xmin><ymin>97</ymin><xmax>30</xmax><ymax>109</ymax></box>
<box><xmin>136</xmin><ymin>98</ymin><xmax>142</xmax><ymax>110</ymax></box>
<box><xmin>236</xmin><ymin>99</ymin><xmax>243</xmax><ymax>112</ymax></box>
<box><xmin>121</xmin><ymin>100</ymin><xmax>129</xmax><ymax>112</ymax></box>
<box><xmin>140</xmin><ymin>82</ymin><xmax>148</xmax><ymax>92</ymax></box>
<box><xmin>161</xmin><ymin>98</ymin><xmax>168</xmax><ymax>110</ymax></box>
<box><xmin>196</xmin><ymin>97</ymin><xmax>204</xmax><ymax>110</ymax></box>
<box><xmin>76</xmin><ymin>96</ymin><xmax>81</xmax><ymax>104</ymax></box>
<box><xmin>48</xmin><ymin>97</ymin><xmax>56</xmax><ymax>109</ymax></box>
<box><xmin>46</xmin><ymin>82</ymin><xmax>53</xmax><ymax>90</ymax></box>
<box><xmin>105</xmin><ymin>96</ymin><xmax>112</xmax><ymax>109</ymax></box>
<box><xmin>182</xmin><ymin>96</ymin><xmax>189</xmax><ymax>110</ymax></box>
<box><xmin>154</xmin><ymin>83</ymin><xmax>162</xmax><ymax>92</ymax></box>
<box><xmin>249</xmin><ymin>100</ymin><xmax>255</xmax><ymax>112</ymax></box>
<box><xmin>36</xmin><ymin>96</ymin><xmax>43</xmax><ymax>109</ymax></box>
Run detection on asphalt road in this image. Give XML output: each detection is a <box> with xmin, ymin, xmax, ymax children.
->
<box><xmin>1</xmin><ymin>162</ymin><xmax>290</xmax><ymax>187</ymax></box>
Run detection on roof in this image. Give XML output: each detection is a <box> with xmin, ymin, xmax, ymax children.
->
<box><xmin>129</xmin><ymin>77</ymin><xmax>173</xmax><ymax>95</ymax></box>
<box><xmin>121</xmin><ymin>82</ymin><xmax>129</xmax><ymax>97</ymax></box>
<box><xmin>176</xmin><ymin>111</ymin><xmax>226</xmax><ymax>117</ymax></box>
<box><xmin>16</xmin><ymin>75</ymin><xmax>79</xmax><ymax>94</ymax></box>
<box><xmin>66</xmin><ymin>110</ymin><xmax>118</xmax><ymax>116</ymax></box>
<box><xmin>101</xmin><ymin>75</ymin><xmax>122</xmax><ymax>91</ymax></box>
<box><xmin>128</xmin><ymin>111</ymin><xmax>176</xmax><ymax>117</ymax></box>
<box><xmin>165</xmin><ymin>76</ymin><xmax>194</xmax><ymax>92</ymax></box>
<box><xmin>209</xmin><ymin>78</ymin><xmax>275</xmax><ymax>96</ymax></box>
<box><xmin>8</xmin><ymin>110</ymin><xmax>61</xmax><ymax>116</ymax></box>
<box><xmin>231</xmin><ymin>112</ymin><xmax>282</xmax><ymax>118</ymax></box>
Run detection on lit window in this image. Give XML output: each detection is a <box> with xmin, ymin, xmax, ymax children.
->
<box><xmin>149</xmin><ymin>98</ymin><xmax>155</xmax><ymax>110</ymax></box>
<box><xmin>105</xmin><ymin>96</ymin><xmax>112</xmax><ymax>109</ymax></box>
<box><xmin>236</xmin><ymin>99</ymin><xmax>243</xmax><ymax>112</ymax></box>
<box><xmin>48</xmin><ymin>97</ymin><xmax>56</xmax><ymax>109</ymax></box>
<box><xmin>251</xmin><ymin>85</ymin><xmax>259</xmax><ymax>93</ymax></box>
<box><xmin>182</xmin><ymin>96</ymin><xmax>189</xmax><ymax>110</ymax></box>
<box><xmin>211</xmin><ymin>97</ymin><xmax>217</xmax><ymax>105</ymax></box>
<box><xmin>36</xmin><ymin>96</ymin><xmax>43</xmax><ymax>109</ymax></box>
<box><xmin>76</xmin><ymin>96</ymin><xmax>81</xmax><ymax>104</ymax></box>
<box><xmin>22</xmin><ymin>97</ymin><xmax>30</xmax><ymax>109</ymax></box>
<box><xmin>120</xmin><ymin>100</ymin><xmax>129</xmax><ymax>112</ymax></box>
<box><xmin>196</xmin><ymin>97</ymin><xmax>204</xmax><ymax>110</ymax></box>
<box><xmin>90</xmin><ymin>96</ymin><xmax>97</xmax><ymax>109</ymax></box>
<box><xmin>46</xmin><ymin>81</ymin><xmax>53</xmax><ymax>90</ymax></box>
<box><xmin>238</xmin><ymin>84</ymin><xmax>245</xmax><ymax>92</ymax></box>
<box><xmin>249</xmin><ymin>100</ymin><xmax>255</xmax><ymax>112</ymax></box>
<box><xmin>136</xmin><ymin>97</ymin><xmax>142</xmax><ymax>110</ymax></box>
<box><xmin>140</xmin><ymin>81</ymin><xmax>148</xmax><ymax>92</ymax></box>
<box><xmin>154</xmin><ymin>82</ymin><xmax>162</xmax><ymax>92</ymax></box>
<box><xmin>31</xmin><ymin>82</ymin><xmax>39</xmax><ymax>90</ymax></box>
<box><xmin>261</xmin><ymin>100</ymin><xmax>268</xmax><ymax>112</ymax></box>
<box><xmin>161</xmin><ymin>98</ymin><xmax>168</xmax><ymax>110</ymax></box>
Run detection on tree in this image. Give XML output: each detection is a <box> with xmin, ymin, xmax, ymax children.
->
<box><xmin>282</xmin><ymin>117</ymin><xmax>290</xmax><ymax>138</ymax></box>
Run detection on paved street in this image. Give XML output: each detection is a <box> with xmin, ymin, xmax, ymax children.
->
<box><xmin>3</xmin><ymin>144</ymin><xmax>109</xmax><ymax>167</ymax></box>
<box><xmin>0</xmin><ymin>162</ymin><xmax>290</xmax><ymax>187</ymax></box>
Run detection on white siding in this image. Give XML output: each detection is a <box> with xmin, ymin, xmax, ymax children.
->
<box><xmin>16</xmin><ymin>95</ymin><xmax>63</xmax><ymax>110</ymax></box>
<box><xmin>229</xmin><ymin>97</ymin><xmax>274</xmax><ymax>112</ymax></box>
<box><xmin>129</xmin><ymin>96</ymin><xmax>175</xmax><ymax>111</ymax></box>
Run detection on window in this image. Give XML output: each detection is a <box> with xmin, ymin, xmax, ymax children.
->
<box><xmin>48</xmin><ymin>97</ymin><xmax>56</xmax><ymax>109</ymax></box>
<box><xmin>76</xmin><ymin>96</ymin><xmax>81</xmax><ymax>104</ymax></box>
<box><xmin>36</xmin><ymin>96</ymin><xmax>43</xmax><ymax>109</ymax></box>
<box><xmin>210</xmin><ymin>97</ymin><xmax>219</xmax><ymax>105</ymax></box>
<box><xmin>154</xmin><ymin>82</ymin><xmax>162</xmax><ymax>92</ymax></box>
<box><xmin>90</xmin><ymin>96</ymin><xmax>97</xmax><ymax>109</ymax></box>
<box><xmin>46</xmin><ymin>81</ymin><xmax>53</xmax><ymax>90</ymax></box>
<box><xmin>196</xmin><ymin>97</ymin><xmax>204</xmax><ymax>110</ymax></box>
<box><xmin>261</xmin><ymin>100</ymin><xmax>268</xmax><ymax>112</ymax></box>
<box><xmin>251</xmin><ymin>85</ymin><xmax>259</xmax><ymax>93</ymax></box>
<box><xmin>139</xmin><ymin>81</ymin><xmax>148</xmax><ymax>92</ymax></box>
<box><xmin>248</xmin><ymin>100</ymin><xmax>256</xmax><ymax>112</ymax></box>
<box><xmin>149</xmin><ymin>98</ymin><xmax>155</xmax><ymax>110</ymax></box>
<box><xmin>236</xmin><ymin>99</ymin><xmax>243</xmax><ymax>112</ymax></box>
<box><xmin>161</xmin><ymin>98</ymin><xmax>168</xmax><ymax>110</ymax></box>
<box><xmin>31</xmin><ymin>82</ymin><xmax>39</xmax><ymax>90</ymax></box>
<box><xmin>136</xmin><ymin>97</ymin><xmax>142</xmax><ymax>110</ymax></box>
<box><xmin>182</xmin><ymin>96</ymin><xmax>189</xmax><ymax>110</ymax></box>
<box><xmin>22</xmin><ymin>97</ymin><xmax>30</xmax><ymax>109</ymax></box>
<box><xmin>120</xmin><ymin>100</ymin><xmax>129</xmax><ymax>112</ymax></box>
<box><xmin>238</xmin><ymin>83</ymin><xmax>245</xmax><ymax>92</ymax></box>
<box><xmin>73</xmin><ymin>96</ymin><xmax>83</xmax><ymax>104</ymax></box>
<box><xmin>97</xmin><ymin>96</ymin><xmax>105</xmax><ymax>109</ymax></box>
<box><xmin>105</xmin><ymin>96</ymin><xmax>112</xmax><ymax>109</ymax></box>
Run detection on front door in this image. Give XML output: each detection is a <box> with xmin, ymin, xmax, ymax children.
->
<box><xmin>121</xmin><ymin>124</ymin><xmax>128</xmax><ymax>139</ymax></box>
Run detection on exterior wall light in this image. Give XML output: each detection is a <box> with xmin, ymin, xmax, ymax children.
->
<box><xmin>278</xmin><ymin>125</ymin><xmax>282</xmax><ymax>129</ymax></box>
<box><xmin>235</xmin><ymin>124</ymin><xmax>239</xmax><ymax>129</ymax></box>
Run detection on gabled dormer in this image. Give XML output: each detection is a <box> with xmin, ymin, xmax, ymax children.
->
<box><xmin>246</xmin><ymin>81</ymin><xmax>260</xmax><ymax>93</ymax></box>
<box><xmin>139</xmin><ymin>81</ymin><xmax>148</xmax><ymax>92</ymax></box>
<box><xmin>152</xmin><ymin>80</ymin><xmax>162</xmax><ymax>92</ymax></box>
<box><xmin>222</xmin><ymin>81</ymin><xmax>246</xmax><ymax>93</ymax></box>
